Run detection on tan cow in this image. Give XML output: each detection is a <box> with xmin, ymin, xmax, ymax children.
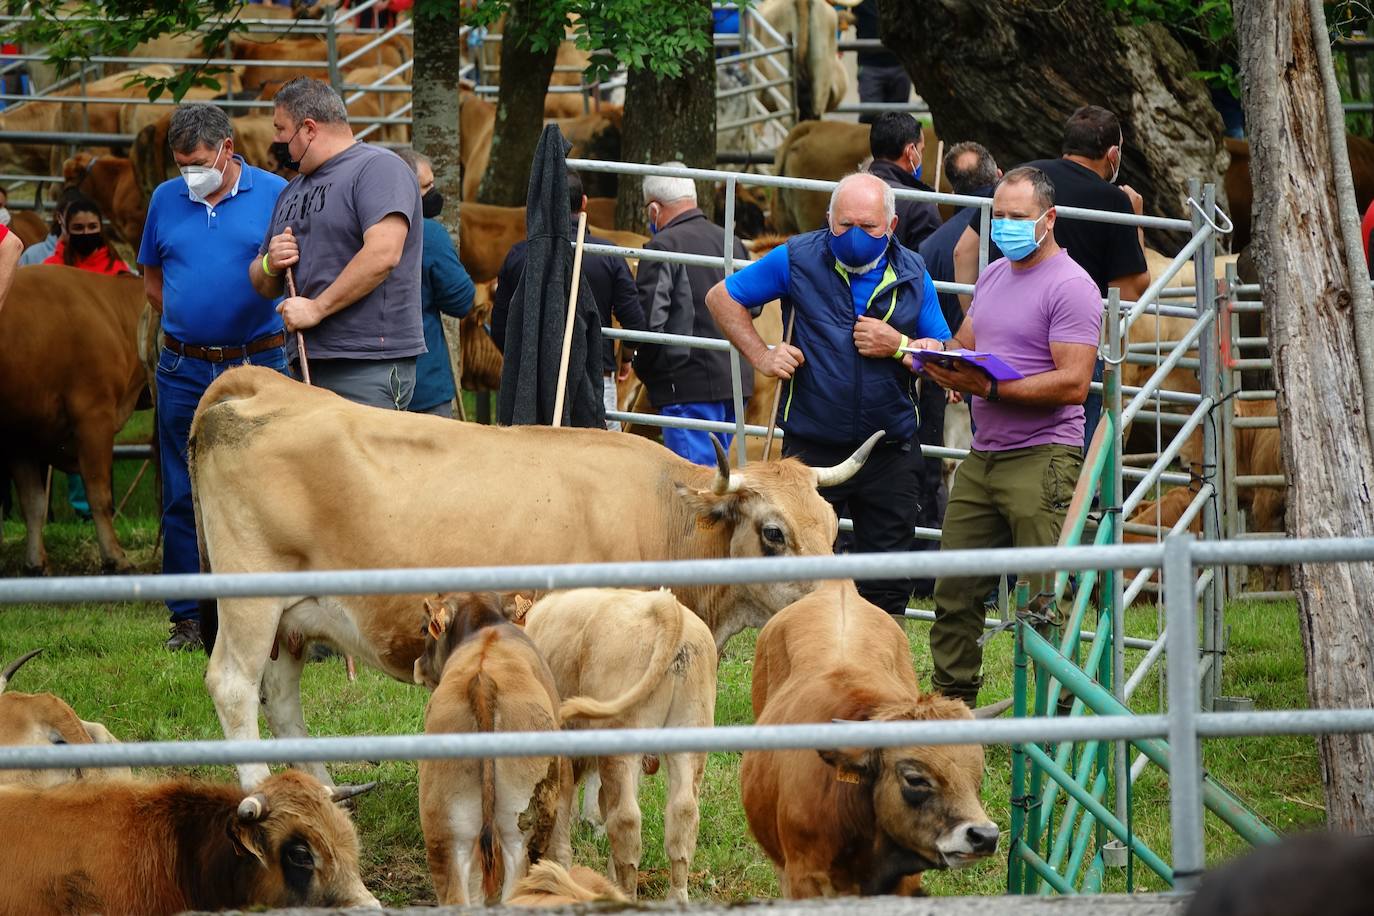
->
<box><xmin>508</xmin><ymin>860</ymin><xmax>628</xmax><ymax>906</ymax></box>
<box><xmin>0</xmin><ymin>770</ymin><xmax>379</xmax><ymax>915</ymax></box>
<box><xmin>189</xmin><ymin>365</ymin><xmax>877</xmax><ymax>788</ymax></box>
<box><xmin>415</xmin><ymin>593</ymin><xmax>572</xmax><ymax>905</ymax></box>
<box><xmin>458</xmin><ymin>200</ymin><xmax>645</xmax><ymax>284</ymax></box>
<box><xmin>754</xmin><ymin>0</ymin><xmax>853</xmax><ymax>120</ymax></box>
<box><xmin>343</xmin><ymin>64</ymin><xmax>410</xmax><ymax>143</ymax></box>
<box><xmin>1</xmin><ymin>267</ymin><xmax>151</xmax><ymax>573</ymax></box>
<box><xmin>524</xmin><ymin>588</ymin><xmax>717</xmax><ymax>902</ymax></box>
<box><xmin>0</xmin><ymin>650</ymin><xmax>130</xmax><ymax>788</ymax></box>
<box><xmin>742</xmin><ymin>579</ymin><xmax>999</xmax><ymax>897</ymax></box>
<box><xmin>231</xmin><ymin>35</ymin><xmax>408</xmax><ymax>93</ymax></box>
<box><xmin>48</xmin><ymin>67</ymin><xmax>180</xmax><ymax>176</ymax></box>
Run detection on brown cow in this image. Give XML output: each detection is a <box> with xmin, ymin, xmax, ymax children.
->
<box><xmin>415</xmin><ymin>592</ymin><xmax>572</xmax><ymax>905</ymax></box>
<box><xmin>230</xmin><ymin>35</ymin><xmax>407</xmax><ymax>93</ymax></box>
<box><xmin>741</xmin><ymin>579</ymin><xmax>999</xmax><ymax>897</ymax></box>
<box><xmin>62</xmin><ymin>153</ymin><xmax>145</xmax><ymax>247</ymax></box>
<box><xmin>0</xmin><ymin>267</ymin><xmax>151</xmax><ymax>573</ymax></box>
<box><xmin>461</xmin><ymin>280</ymin><xmax>503</xmax><ymax>393</ymax></box>
<box><xmin>47</xmin><ymin>67</ymin><xmax>180</xmax><ymax>176</ymax></box>
<box><xmin>0</xmin><ymin>770</ymin><xmax>379</xmax><ymax>914</ymax></box>
<box><xmin>458</xmin><ymin>200</ymin><xmax>645</xmax><ymax>284</ymax></box>
<box><xmin>189</xmin><ymin>365</ymin><xmax>877</xmax><ymax>788</ymax></box>
<box><xmin>508</xmin><ymin>860</ymin><xmax>628</xmax><ymax>906</ymax></box>
<box><xmin>0</xmin><ymin>650</ymin><xmax>130</xmax><ymax>788</ymax></box>
<box><xmin>7</xmin><ymin>209</ymin><xmax>49</xmax><ymax>249</ymax></box>
<box><xmin>525</xmin><ymin>588</ymin><xmax>716</xmax><ymax>902</ymax></box>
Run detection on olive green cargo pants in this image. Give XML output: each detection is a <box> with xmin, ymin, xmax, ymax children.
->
<box><xmin>930</xmin><ymin>444</ymin><xmax>1082</xmax><ymax>704</ymax></box>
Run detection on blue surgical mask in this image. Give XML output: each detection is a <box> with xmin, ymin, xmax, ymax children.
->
<box><xmin>829</xmin><ymin>225</ymin><xmax>889</xmax><ymax>271</ymax></box>
<box><xmin>990</xmin><ymin>212</ymin><xmax>1048</xmax><ymax>262</ymax></box>
<box><xmin>913</xmin><ymin>162</ymin><xmax>923</xmax><ymax>182</ymax></box>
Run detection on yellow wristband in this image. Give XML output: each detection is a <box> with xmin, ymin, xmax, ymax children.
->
<box><xmin>892</xmin><ymin>334</ymin><xmax>909</xmax><ymax>360</ymax></box>
<box><xmin>261</xmin><ymin>252</ymin><xmax>277</xmax><ymax>278</ymax></box>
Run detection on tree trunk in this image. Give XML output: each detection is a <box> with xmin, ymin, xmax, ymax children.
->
<box><xmin>475</xmin><ymin>0</ymin><xmax>557</xmax><ymax>206</ymax></box>
<box><xmin>1236</xmin><ymin>0</ymin><xmax>1374</xmax><ymax>831</ymax></box>
<box><xmin>877</xmin><ymin>0</ymin><xmax>1227</xmax><ymax>253</ymax></box>
<box><xmin>615</xmin><ymin>0</ymin><xmax>716</xmax><ymax>234</ymax></box>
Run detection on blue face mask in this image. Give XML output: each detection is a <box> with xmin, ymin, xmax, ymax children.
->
<box><xmin>990</xmin><ymin>212</ymin><xmax>1048</xmax><ymax>262</ymax></box>
<box><xmin>913</xmin><ymin>162</ymin><xmax>923</xmax><ymax>182</ymax></box>
<box><xmin>829</xmin><ymin>225</ymin><xmax>889</xmax><ymax>270</ymax></box>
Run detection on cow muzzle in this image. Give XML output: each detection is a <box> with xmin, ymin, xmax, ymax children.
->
<box><xmin>813</xmin><ymin>430</ymin><xmax>885</xmax><ymax>488</ymax></box>
<box><xmin>937</xmin><ymin>820</ymin><xmax>1000</xmax><ymax>867</ymax></box>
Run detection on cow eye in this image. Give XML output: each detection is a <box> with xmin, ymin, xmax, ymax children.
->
<box><xmin>284</xmin><ymin>841</ymin><xmax>314</xmax><ymax>870</ymax></box>
<box><xmin>49</xmin><ymin>731</ymin><xmax>68</xmax><ymax>745</ymax></box>
<box><xmin>761</xmin><ymin>523</ymin><xmax>786</xmax><ymax>545</ymax></box>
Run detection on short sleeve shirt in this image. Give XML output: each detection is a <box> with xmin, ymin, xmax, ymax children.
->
<box><xmin>260</xmin><ymin>142</ymin><xmax>424</xmax><ymax>359</ymax></box>
<box><xmin>139</xmin><ymin>159</ymin><xmax>287</xmax><ymax>345</ymax></box>
<box><xmin>966</xmin><ymin>250</ymin><xmax>1102</xmax><ymax>451</ymax></box>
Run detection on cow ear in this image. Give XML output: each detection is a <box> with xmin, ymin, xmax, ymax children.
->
<box><xmin>423</xmin><ymin>596</ymin><xmax>450</xmax><ymax>639</ymax></box>
<box><xmin>818</xmin><ymin>747</ymin><xmax>877</xmax><ymax>784</ymax></box>
<box><xmin>675</xmin><ymin>484</ymin><xmax>742</xmax><ymax>530</ymax></box>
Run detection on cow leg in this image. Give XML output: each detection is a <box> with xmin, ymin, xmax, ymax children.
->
<box><xmin>580</xmin><ymin>766</ymin><xmax>605</xmax><ymax>828</ymax></box>
<box><xmin>74</xmin><ymin>415</ymin><xmax>131</xmax><ymax>573</ymax></box>
<box><xmin>495</xmin><ymin>765</ymin><xmax>536</xmax><ymax>902</ymax></box>
<box><xmin>598</xmin><ymin>754</ymin><xmax>642</xmax><ymax>900</ymax></box>
<box><xmin>10</xmin><ymin>460</ymin><xmax>48</xmax><ymax>574</ymax></box>
<box><xmin>205</xmin><ymin>597</ymin><xmax>281</xmax><ymax>788</ymax></box>
<box><xmin>662</xmin><ymin>751</ymin><xmax>706</xmax><ymax>903</ymax></box>
<box><xmin>260</xmin><ymin>650</ymin><xmax>332</xmax><ymax>786</ymax></box>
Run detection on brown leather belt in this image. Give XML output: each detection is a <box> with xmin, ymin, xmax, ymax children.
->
<box><xmin>164</xmin><ymin>331</ymin><xmax>286</xmax><ymax>363</ymax></box>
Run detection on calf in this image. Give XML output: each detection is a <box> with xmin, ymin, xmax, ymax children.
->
<box><xmin>414</xmin><ymin>592</ymin><xmax>572</xmax><ymax>905</ymax></box>
<box><xmin>508</xmin><ymin>859</ymin><xmax>628</xmax><ymax>906</ymax></box>
<box><xmin>741</xmin><ymin>580</ymin><xmax>998</xmax><ymax>897</ymax></box>
<box><xmin>0</xmin><ymin>769</ymin><xmax>378</xmax><ymax>915</ymax></box>
<box><xmin>0</xmin><ymin>649</ymin><xmax>130</xmax><ymax>788</ymax></box>
<box><xmin>524</xmin><ymin>588</ymin><xmax>717</xmax><ymax>902</ymax></box>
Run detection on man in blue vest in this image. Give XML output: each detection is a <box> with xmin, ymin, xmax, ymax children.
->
<box><xmin>705</xmin><ymin>172</ymin><xmax>952</xmax><ymax>616</ymax></box>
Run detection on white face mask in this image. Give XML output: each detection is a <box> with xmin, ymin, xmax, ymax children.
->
<box><xmin>1109</xmin><ymin>141</ymin><xmax>1123</xmax><ymax>183</ymax></box>
<box><xmin>180</xmin><ymin>141</ymin><xmax>228</xmax><ymax>201</ymax></box>
<box><xmin>0</xmin><ymin>207</ymin><xmax>10</xmax><ymax>227</ymax></box>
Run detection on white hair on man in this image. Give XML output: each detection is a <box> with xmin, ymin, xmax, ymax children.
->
<box><xmin>642</xmin><ymin>163</ymin><xmax>697</xmax><ymax>204</ymax></box>
<box><xmin>827</xmin><ymin>172</ymin><xmax>896</xmax><ymax>225</ymax></box>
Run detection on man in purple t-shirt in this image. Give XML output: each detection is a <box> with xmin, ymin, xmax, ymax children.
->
<box><xmin>909</xmin><ymin>166</ymin><xmax>1101</xmax><ymax>706</ymax></box>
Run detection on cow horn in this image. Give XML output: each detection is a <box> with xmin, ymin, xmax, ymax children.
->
<box><xmin>973</xmin><ymin>697</ymin><xmax>1015</xmax><ymax>719</ymax></box>
<box><xmin>0</xmin><ymin>649</ymin><xmax>43</xmax><ymax>693</ymax></box>
<box><xmin>812</xmin><ymin>430</ymin><xmax>885</xmax><ymax>489</ymax></box>
<box><xmin>710</xmin><ymin>435</ymin><xmax>743</xmax><ymax>495</ymax></box>
<box><xmin>237</xmin><ymin>794</ymin><xmax>268</xmax><ymax>822</ymax></box>
<box><xmin>329</xmin><ymin>781</ymin><xmax>378</xmax><ymax>803</ymax></box>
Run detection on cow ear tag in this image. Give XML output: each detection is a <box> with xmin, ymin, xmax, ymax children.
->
<box><xmin>835</xmin><ymin>768</ymin><xmax>862</xmax><ymax>784</ymax></box>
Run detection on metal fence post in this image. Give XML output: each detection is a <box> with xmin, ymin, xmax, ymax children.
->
<box><xmin>724</xmin><ymin>174</ymin><xmax>747</xmax><ymax>467</ymax></box>
<box><xmin>1222</xmin><ymin>261</ymin><xmax>1243</xmax><ymax>597</ymax></box>
<box><xmin>325</xmin><ymin>4</ymin><xmax>343</xmax><ymax>95</ymax></box>
<box><xmin>1164</xmin><ymin>534</ymin><xmax>1204</xmax><ymax>893</ymax></box>
<box><xmin>1106</xmin><ymin>287</ymin><xmax>1129</xmax><ymax>834</ymax></box>
<box><xmin>977</xmin><ymin>201</ymin><xmax>990</xmax><ymax>273</ymax></box>
<box><xmin>1193</xmin><ymin>180</ymin><xmax>1222</xmax><ymax>711</ymax></box>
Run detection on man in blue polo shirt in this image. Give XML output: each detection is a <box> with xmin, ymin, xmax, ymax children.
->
<box><xmin>705</xmin><ymin>172</ymin><xmax>951</xmax><ymax>616</ymax></box>
<box><xmin>138</xmin><ymin>103</ymin><xmax>288</xmax><ymax>652</ymax></box>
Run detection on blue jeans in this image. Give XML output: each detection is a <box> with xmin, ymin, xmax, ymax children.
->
<box><xmin>660</xmin><ymin>401</ymin><xmax>735</xmax><ymax>466</ymax></box>
<box><xmin>1082</xmin><ymin>358</ymin><xmax>1104</xmax><ymax>452</ymax></box>
<box><xmin>157</xmin><ymin>344</ymin><xmax>289</xmax><ymax>623</ymax></box>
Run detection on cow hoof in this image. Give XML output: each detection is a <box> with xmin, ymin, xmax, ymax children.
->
<box><xmin>101</xmin><ymin>558</ymin><xmax>134</xmax><ymax>575</ymax></box>
<box><xmin>22</xmin><ymin>564</ymin><xmax>48</xmax><ymax>577</ymax></box>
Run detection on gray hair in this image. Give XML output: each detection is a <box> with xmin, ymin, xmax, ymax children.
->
<box><xmin>830</xmin><ymin>172</ymin><xmax>895</xmax><ymax>224</ymax></box>
<box><xmin>997</xmin><ymin>165</ymin><xmax>1056</xmax><ymax>212</ymax></box>
<box><xmin>642</xmin><ymin>163</ymin><xmax>696</xmax><ymax>205</ymax></box>
<box><xmin>944</xmin><ymin>141</ymin><xmax>998</xmax><ymax>195</ymax></box>
<box><xmin>167</xmin><ymin>103</ymin><xmax>233</xmax><ymax>155</ymax></box>
<box><xmin>273</xmin><ymin>77</ymin><xmax>349</xmax><ymax>126</ymax></box>
<box><xmin>394</xmin><ymin>147</ymin><xmax>429</xmax><ymax>175</ymax></box>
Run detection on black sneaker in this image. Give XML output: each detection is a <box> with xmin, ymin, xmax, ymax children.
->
<box><xmin>165</xmin><ymin>619</ymin><xmax>203</xmax><ymax>652</ymax></box>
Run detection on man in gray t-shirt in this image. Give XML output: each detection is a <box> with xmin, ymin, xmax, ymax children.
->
<box><xmin>251</xmin><ymin>77</ymin><xmax>424</xmax><ymax>410</ymax></box>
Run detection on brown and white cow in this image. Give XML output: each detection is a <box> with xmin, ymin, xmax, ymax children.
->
<box><xmin>190</xmin><ymin>365</ymin><xmax>876</xmax><ymax>788</ymax></box>
<box><xmin>524</xmin><ymin>588</ymin><xmax>717</xmax><ymax>902</ymax></box>
<box><xmin>0</xmin><ymin>650</ymin><xmax>131</xmax><ymax>788</ymax></box>
<box><xmin>741</xmin><ymin>580</ymin><xmax>999</xmax><ymax>897</ymax></box>
<box><xmin>415</xmin><ymin>592</ymin><xmax>572</xmax><ymax>905</ymax></box>
<box><xmin>0</xmin><ymin>769</ymin><xmax>379</xmax><ymax>915</ymax></box>
<box><xmin>0</xmin><ymin>266</ymin><xmax>153</xmax><ymax>574</ymax></box>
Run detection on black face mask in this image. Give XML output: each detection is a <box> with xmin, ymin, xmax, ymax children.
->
<box><xmin>270</xmin><ymin>124</ymin><xmax>307</xmax><ymax>172</ymax></box>
<box><xmin>421</xmin><ymin>188</ymin><xmax>444</xmax><ymax>219</ymax></box>
<box><xmin>68</xmin><ymin>232</ymin><xmax>103</xmax><ymax>258</ymax></box>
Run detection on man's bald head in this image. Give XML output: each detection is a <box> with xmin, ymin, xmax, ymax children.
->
<box><xmin>827</xmin><ymin>172</ymin><xmax>896</xmax><ymax>236</ymax></box>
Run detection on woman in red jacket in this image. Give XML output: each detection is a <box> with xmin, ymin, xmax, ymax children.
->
<box><xmin>43</xmin><ymin>196</ymin><xmax>131</xmax><ymax>275</ymax></box>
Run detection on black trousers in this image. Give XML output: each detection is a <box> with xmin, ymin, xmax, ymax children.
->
<box><xmin>784</xmin><ymin>433</ymin><xmax>922</xmax><ymax>615</ymax></box>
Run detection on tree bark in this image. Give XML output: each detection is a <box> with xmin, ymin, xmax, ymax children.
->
<box><xmin>475</xmin><ymin>0</ymin><xmax>557</xmax><ymax>206</ymax></box>
<box><xmin>615</xmin><ymin>0</ymin><xmax>717</xmax><ymax>234</ymax></box>
<box><xmin>877</xmin><ymin>0</ymin><xmax>1227</xmax><ymax>253</ymax></box>
<box><xmin>1236</xmin><ymin>0</ymin><xmax>1374</xmax><ymax>831</ymax></box>
<box><xmin>413</xmin><ymin>0</ymin><xmax>467</xmax><ymax>415</ymax></box>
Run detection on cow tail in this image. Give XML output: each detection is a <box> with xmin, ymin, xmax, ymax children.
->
<box><xmin>472</xmin><ymin>669</ymin><xmax>501</xmax><ymax>899</ymax></box>
<box><xmin>558</xmin><ymin>590</ymin><xmax>684</xmax><ymax>721</ymax></box>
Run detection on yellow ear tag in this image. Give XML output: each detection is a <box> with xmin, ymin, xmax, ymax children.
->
<box><xmin>835</xmin><ymin>769</ymin><xmax>861</xmax><ymax>784</ymax></box>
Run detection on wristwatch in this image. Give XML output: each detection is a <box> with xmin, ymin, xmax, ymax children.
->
<box><xmin>986</xmin><ymin>377</ymin><xmax>1000</xmax><ymax>402</ymax></box>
